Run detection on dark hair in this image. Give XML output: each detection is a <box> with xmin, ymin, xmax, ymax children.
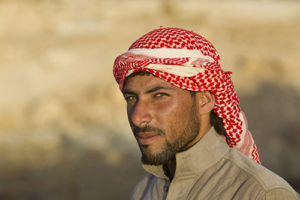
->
<box><xmin>210</xmin><ymin>109</ymin><xmax>227</xmax><ymax>136</ymax></box>
<box><xmin>127</xmin><ymin>70</ymin><xmax>151</xmax><ymax>78</ymax></box>
<box><xmin>125</xmin><ymin>71</ymin><xmax>227</xmax><ymax>136</ymax></box>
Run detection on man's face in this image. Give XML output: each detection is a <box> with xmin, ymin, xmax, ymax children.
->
<box><xmin>123</xmin><ymin>74</ymin><xmax>200</xmax><ymax>165</ymax></box>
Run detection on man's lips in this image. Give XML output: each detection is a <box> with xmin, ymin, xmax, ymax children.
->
<box><xmin>136</xmin><ymin>132</ymin><xmax>161</xmax><ymax>145</ymax></box>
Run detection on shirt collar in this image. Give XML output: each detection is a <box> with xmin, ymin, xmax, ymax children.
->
<box><xmin>142</xmin><ymin>127</ymin><xmax>230</xmax><ymax>180</ymax></box>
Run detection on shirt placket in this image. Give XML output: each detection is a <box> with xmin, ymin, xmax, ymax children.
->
<box><xmin>162</xmin><ymin>179</ymin><xmax>170</xmax><ymax>200</ymax></box>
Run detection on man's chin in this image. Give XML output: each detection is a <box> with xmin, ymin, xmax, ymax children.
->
<box><xmin>140</xmin><ymin>150</ymin><xmax>173</xmax><ymax>165</ymax></box>
<box><xmin>141</xmin><ymin>155</ymin><xmax>165</xmax><ymax>165</ymax></box>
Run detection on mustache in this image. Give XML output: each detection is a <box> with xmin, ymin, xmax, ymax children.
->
<box><xmin>133</xmin><ymin>125</ymin><xmax>164</xmax><ymax>136</ymax></box>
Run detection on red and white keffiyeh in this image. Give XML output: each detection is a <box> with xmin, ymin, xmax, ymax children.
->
<box><xmin>113</xmin><ymin>27</ymin><xmax>261</xmax><ymax>164</ymax></box>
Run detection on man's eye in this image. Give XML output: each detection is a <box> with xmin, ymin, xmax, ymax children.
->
<box><xmin>125</xmin><ymin>96</ymin><xmax>136</xmax><ymax>102</ymax></box>
<box><xmin>154</xmin><ymin>93</ymin><xmax>168</xmax><ymax>98</ymax></box>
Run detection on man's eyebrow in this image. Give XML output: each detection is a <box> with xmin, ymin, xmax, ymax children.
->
<box><xmin>122</xmin><ymin>89</ymin><xmax>136</xmax><ymax>96</ymax></box>
<box><xmin>145</xmin><ymin>86</ymin><xmax>174</xmax><ymax>94</ymax></box>
<box><xmin>122</xmin><ymin>86</ymin><xmax>174</xmax><ymax>96</ymax></box>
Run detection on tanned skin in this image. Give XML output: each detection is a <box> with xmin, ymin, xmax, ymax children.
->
<box><xmin>123</xmin><ymin>74</ymin><xmax>215</xmax><ymax>180</ymax></box>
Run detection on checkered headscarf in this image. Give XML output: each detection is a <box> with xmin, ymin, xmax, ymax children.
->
<box><xmin>113</xmin><ymin>27</ymin><xmax>261</xmax><ymax>164</ymax></box>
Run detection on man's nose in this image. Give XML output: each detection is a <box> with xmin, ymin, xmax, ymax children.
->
<box><xmin>129</xmin><ymin>100</ymin><xmax>152</xmax><ymax>127</ymax></box>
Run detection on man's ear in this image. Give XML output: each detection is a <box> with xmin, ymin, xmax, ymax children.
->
<box><xmin>195</xmin><ymin>91</ymin><xmax>215</xmax><ymax>115</ymax></box>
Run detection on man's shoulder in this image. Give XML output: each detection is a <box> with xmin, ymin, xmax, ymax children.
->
<box><xmin>224</xmin><ymin>148</ymin><xmax>299</xmax><ymax>198</ymax></box>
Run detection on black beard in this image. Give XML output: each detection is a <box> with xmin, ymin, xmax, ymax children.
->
<box><xmin>140</xmin><ymin>103</ymin><xmax>200</xmax><ymax>165</ymax></box>
<box><xmin>140</xmin><ymin>141</ymin><xmax>175</xmax><ymax>165</ymax></box>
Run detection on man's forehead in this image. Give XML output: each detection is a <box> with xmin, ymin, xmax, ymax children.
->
<box><xmin>123</xmin><ymin>74</ymin><xmax>176</xmax><ymax>93</ymax></box>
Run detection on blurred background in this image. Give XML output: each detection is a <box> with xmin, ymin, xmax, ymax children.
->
<box><xmin>0</xmin><ymin>0</ymin><xmax>299</xmax><ymax>199</ymax></box>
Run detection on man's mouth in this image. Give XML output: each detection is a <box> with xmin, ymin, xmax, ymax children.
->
<box><xmin>137</xmin><ymin>132</ymin><xmax>161</xmax><ymax>145</ymax></box>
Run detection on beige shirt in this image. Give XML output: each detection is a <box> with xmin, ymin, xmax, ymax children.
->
<box><xmin>131</xmin><ymin>128</ymin><xmax>299</xmax><ymax>200</ymax></box>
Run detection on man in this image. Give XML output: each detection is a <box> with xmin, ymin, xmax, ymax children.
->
<box><xmin>113</xmin><ymin>27</ymin><xmax>299</xmax><ymax>199</ymax></box>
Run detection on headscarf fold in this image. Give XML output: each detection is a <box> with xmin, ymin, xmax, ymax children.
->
<box><xmin>113</xmin><ymin>27</ymin><xmax>261</xmax><ymax>164</ymax></box>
